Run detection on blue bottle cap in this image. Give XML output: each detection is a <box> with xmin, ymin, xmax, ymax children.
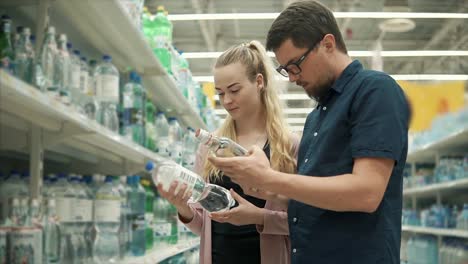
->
<box><xmin>145</xmin><ymin>161</ymin><xmax>154</xmax><ymax>171</ymax></box>
<box><xmin>105</xmin><ymin>176</ymin><xmax>113</xmax><ymax>183</ymax></box>
<box><xmin>73</xmin><ymin>50</ymin><xmax>80</xmax><ymax>56</ymax></box>
<box><xmin>103</xmin><ymin>55</ymin><xmax>112</xmax><ymax>61</ymax></box>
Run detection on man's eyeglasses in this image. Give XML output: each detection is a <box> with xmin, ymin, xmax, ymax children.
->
<box><xmin>276</xmin><ymin>46</ymin><xmax>315</xmax><ymax>78</ymax></box>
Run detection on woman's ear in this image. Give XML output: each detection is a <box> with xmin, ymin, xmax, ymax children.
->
<box><xmin>256</xmin><ymin>73</ymin><xmax>264</xmax><ymax>92</ymax></box>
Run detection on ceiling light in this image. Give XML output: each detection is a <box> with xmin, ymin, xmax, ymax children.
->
<box><xmin>168</xmin><ymin>12</ymin><xmax>468</xmax><ymax>21</ymax></box>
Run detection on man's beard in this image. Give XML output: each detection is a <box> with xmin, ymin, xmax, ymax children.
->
<box><xmin>305</xmin><ymin>77</ymin><xmax>334</xmax><ymax>103</ymax></box>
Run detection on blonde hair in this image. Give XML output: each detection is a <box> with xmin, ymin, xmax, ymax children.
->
<box><xmin>203</xmin><ymin>40</ymin><xmax>297</xmax><ymax>181</ymax></box>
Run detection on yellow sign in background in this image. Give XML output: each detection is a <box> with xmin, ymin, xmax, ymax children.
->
<box><xmin>398</xmin><ymin>81</ymin><xmax>466</xmax><ymax>132</ymax></box>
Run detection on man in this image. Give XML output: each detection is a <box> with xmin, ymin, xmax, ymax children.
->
<box><xmin>208</xmin><ymin>1</ymin><xmax>410</xmax><ymax>263</ymax></box>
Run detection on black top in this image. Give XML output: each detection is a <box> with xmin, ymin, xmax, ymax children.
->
<box><xmin>289</xmin><ymin>60</ymin><xmax>410</xmax><ymax>264</ymax></box>
<box><xmin>211</xmin><ymin>142</ymin><xmax>270</xmax><ymax>264</ymax></box>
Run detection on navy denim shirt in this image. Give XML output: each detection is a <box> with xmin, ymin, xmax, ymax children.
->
<box><xmin>288</xmin><ymin>60</ymin><xmax>410</xmax><ymax>264</ymax></box>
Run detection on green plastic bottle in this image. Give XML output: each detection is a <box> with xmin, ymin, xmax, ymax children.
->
<box><xmin>0</xmin><ymin>15</ymin><xmax>14</xmax><ymax>74</ymax></box>
<box><xmin>152</xmin><ymin>6</ymin><xmax>172</xmax><ymax>73</ymax></box>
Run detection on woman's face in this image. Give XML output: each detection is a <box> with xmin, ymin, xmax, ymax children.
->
<box><xmin>214</xmin><ymin>62</ymin><xmax>263</xmax><ymax>121</ymax></box>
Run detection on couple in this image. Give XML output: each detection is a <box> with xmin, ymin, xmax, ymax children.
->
<box><xmin>158</xmin><ymin>1</ymin><xmax>410</xmax><ymax>264</ymax></box>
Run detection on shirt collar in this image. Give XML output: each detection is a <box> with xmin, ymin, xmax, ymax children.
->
<box><xmin>330</xmin><ymin>60</ymin><xmax>363</xmax><ymax>94</ymax></box>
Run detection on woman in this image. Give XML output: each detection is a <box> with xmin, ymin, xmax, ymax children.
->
<box><xmin>158</xmin><ymin>40</ymin><xmax>299</xmax><ymax>264</ymax></box>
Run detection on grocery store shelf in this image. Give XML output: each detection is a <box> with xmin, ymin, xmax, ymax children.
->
<box><xmin>407</xmin><ymin>127</ymin><xmax>468</xmax><ymax>163</ymax></box>
<box><xmin>123</xmin><ymin>239</ymin><xmax>200</xmax><ymax>264</ymax></box>
<box><xmin>402</xmin><ymin>226</ymin><xmax>468</xmax><ymax>239</ymax></box>
<box><xmin>403</xmin><ymin>178</ymin><xmax>468</xmax><ymax>198</ymax></box>
<box><xmin>1</xmin><ymin>0</ymin><xmax>206</xmax><ymax>130</ymax></box>
<box><xmin>0</xmin><ymin>70</ymin><xmax>164</xmax><ymax>175</ymax></box>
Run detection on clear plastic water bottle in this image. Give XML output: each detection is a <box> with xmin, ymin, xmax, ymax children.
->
<box><xmin>55</xmin><ymin>34</ymin><xmax>71</xmax><ymax>105</ymax></box>
<box><xmin>128</xmin><ymin>175</ymin><xmax>146</xmax><ymax>256</ymax></box>
<box><xmin>115</xmin><ymin>176</ymin><xmax>130</xmax><ymax>259</ymax></box>
<box><xmin>155</xmin><ymin>111</ymin><xmax>170</xmax><ymax>157</ymax></box>
<box><xmin>182</xmin><ymin>127</ymin><xmax>198</xmax><ymax>170</ymax></box>
<box><xmin>14</xmin><ymin>27</ymin><xmax>34</xmax><ymax>84</ymax></box>
<box><xmin>95</xmin><ymin>55</ymin><xmax>120</xmax><ymax>132</ymax></box>
<box><xmin>122</xmin><ymin>72</ymin><xmax>145</xmax><ymax>145</ymax></box>
<box><xmin>153</xmin><ymin>191</ymin><xmax>170</xmax><ymax>247</ymax></box>
<box><xmin>0</xmin><ymin>170</ymin><xmax>28</xmax><ymax>222</ymax></box>
<box><xmin>195</xmin><ymin>128</ymin><xmax>248</xmax><ymax>157</ymax></box>
<box><xmin>168</xmin><ymin>117</ymin><xmax>184</xmax><ymax>164</ymax></box>
<box><xmin>38</xmin><ymin>26</ymin><xmax>59</xmax><ymax>97</ymax></box>
<box><xmin>43</xmin><ymin>199</ymin><xmax>60</xmax><ymax>263</ymax></box>
<box><xmin>93</xmin><ymin>176</ymin><xmax>121</xmax><ymax>263</ymax></box>
<box><xmin>141</xmin><ymin>179</ymin><xmax>154</xmax><ymax>250</ymax></box>
<box><xmin>146</xmin><ymin>161</ymin><xmax>235</xmax><ymax>212</ymax></box>
<box><xmin>70</xmin><ymin>176</ymin><xmax>92</xmax><ymax>263</ymax></box>
<box><xmin>457</xmin><ymin>204</ymin><xmax>468</xmax><ymax>230</ymax></box>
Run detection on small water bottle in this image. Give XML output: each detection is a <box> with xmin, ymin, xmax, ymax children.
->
<box><xmin>145</xmin><ymin>161</ymin><xmax>235</xmax><ymax>212</ymax></box>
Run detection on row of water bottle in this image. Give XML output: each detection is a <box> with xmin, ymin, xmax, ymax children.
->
<box><xmin>402</xmin><ymin>235</ymin><xmax>468</xmax><ymax>264</ymax></box>
<box><xmin>0</xmin><ymin>171</ymin><xmax>192</xmax><ymax>263</ymax></box>
<box><xmin>403</xmin><ymin>155</ymin><xmax>467</xmax><ymax>189</ymax></box>
<box><xmin>402</xmin><ymin>204</ymin><xmax>468</xmax><ymax>230</ymax></box>
<box><xmin>410</xmin><ymin>107</ymin><xmax>468</xmax><ymax>152</ymax></box>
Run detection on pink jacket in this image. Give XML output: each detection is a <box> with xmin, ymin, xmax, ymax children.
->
<box><xmin>180</xmin><ymin>134</ymin><xmax>300</xmax><ymax>264</ymax></box>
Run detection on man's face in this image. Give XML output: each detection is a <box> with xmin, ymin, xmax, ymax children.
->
<box><xmin>274</xmin><ymin>38</ymin><xmax>333</xmax><ymax>100</ymax></box>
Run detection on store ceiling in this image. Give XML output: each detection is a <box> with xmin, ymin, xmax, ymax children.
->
<box><xmin>148</xmin><ymin>0</ymin><xmax>467</xmax><ymax>130</ymax></box>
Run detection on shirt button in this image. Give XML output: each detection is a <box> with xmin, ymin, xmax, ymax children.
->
<box><xmin>293</xmin><ymin>217</ymin><xmax>298</xmax><ymax>223</ymax></box>
<box><xmin>313</xmin><ymin>132</ymin><xmax>318</xmax><ymax>137</ymax></box>
<box><xmin>304</xmin><ymin>159</ymin><xmax>308</xmax><ymax>163</ymax></box>
<box><xmin>293</xmin><ymin>248</ymin><xmax>297</xmax><ymax>253</ymax></box>
<box><xmin>323</xmin><ymin>106</ymin><xmax>327</xmax><ymax>111</ymax></box>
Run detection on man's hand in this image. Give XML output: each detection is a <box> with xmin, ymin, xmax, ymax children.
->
<box><xmin>209</xmin><ymin>189</ymin><xmax>266</xmax><ymax>226</ymax></box>
<box><xmin>208</xmin><ymin>145</ymin><xmax>272</xmax><ymax>188</ymax></box>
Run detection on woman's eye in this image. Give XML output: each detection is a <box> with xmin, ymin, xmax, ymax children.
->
<box><xmin>231</xmin><ymin>89</ymin><xmax>239</xmax><ymax>93</ymax></box>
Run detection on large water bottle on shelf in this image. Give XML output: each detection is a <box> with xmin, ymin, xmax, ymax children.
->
<box><xmin>182</xmin><ymin>127</ymin><xmax>198</xmax><ymax>170</ymax></box>
<box><xmin>55</xmin><ymin>34</ymin><xmax>71</xmax><ymax>105</ymax></box>
<box><xmin>152</xmin><ymin>6</ymin><xmax>172</xmax><ymax>73</ymax></box>
<box><xmin>71</xmin><ymin>176</ymin><xmax>93</xmax><ymax>263</ymax></box>
<box><xmin>122</xmin><ymin>71</ymin><xmax>145</xmax><ymax>145</ymax></box>
<box><xmin>128</xmin><ymin>175</ymin><xmax>146</xmax><ymax>256</ymax></box>
<box><xmin>141</xmin><ymin>179</ymin><xmax>154</xmax><ymax>250</ymax></box>
<box><xmin>195</xmin><ymin>128</ymin><xmax>248</xmax><ymax>157</ymax></box>
<box><xmin>14</xmin><ymin>27</ymin><xmax>34</xmax><ymax>84</ymax></box>
<box><xmin>456</xmin><ymin>203</ymin><xmax>468</xmax><ymax>230</ymax></box>
<box><xmin>95</xmin><ymin>55</ymin><xmax>120</xmax><ymax>133</ymax></box>
<box><xmin>0</xmin><ymin>170</ymin><xmax>28</xmax><ymax>222</ymax></box>
<box><xmin>43</xmin><ymin>199</ymin><xmax>60</xmax><ymax>264</ymax></box>
<box><xmin>115</xmin><ymin>176</ymin><xmax>130</xmax><ymax>258</ymax></box>
<box><xmin>50</xmin><ymin>173</ymin><xmax>76</xmax><ymax>263</ymax></box>
<box><xmin>152</xmin><ymin>191</ymin><xmax>169</xmax><ymax>246</ymax></box>
<box><xmin>145</xmin><ymin>161</ymin><xmax>235</xmax><ymax>212</ymax></box>
<box><xmin>38</xmin><ymin>26</ymin><xmax>59</xmax><ymax>96</ymax></box>
<box><xmin>93</xmin><ymin>176</ymin><xmax>121</xmax><ymax>263</ymax></box>
<box><xmin>155</xmin><ymin>111</ymin><xmax>170</xmax><ymax>157</ymax></box>
<box><xmin>0</xmin><ymin>15</ymin><xmax>14</xmax><ymax>74</ymax></box>
<box><xmin>168</xmin><ymin>117</ymin><xmax>184</xmax><ymax>164</ymax></box>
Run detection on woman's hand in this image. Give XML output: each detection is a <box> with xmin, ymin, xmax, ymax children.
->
<box><xmin>209</xmin><ymin>189</ymin><xmax>266</xmax><ymax>226</ymax></box>
<box><xmin>157</xmin><ymin>181</ymin><xmax>194</xmax><ymax>222</ymax></box>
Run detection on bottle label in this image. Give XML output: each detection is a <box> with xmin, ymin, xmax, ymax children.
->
<box><xmin>80</xmin><ymin>71</ymin><xmax>89</xmax><ymax>94</ymax></box>
<box><xmin>132</xmin><ymin>214</ymin><xmax>146</xmax><ymax>231</ymax></box>
<box><xmin>74</xmin><ymin>199</ymin><xmax>93</xmax><ymax>222</ymax></box>
<box><xmin>96</xmin><ymin>74</ymin><xmax>119</xmax><ymax>102</ymax></box>
<box><xmin>9</xmin><ymin>228</ymin><xmax>43</xmax><ymax>264</ymax></box>
<box><xmin>157</xmin><ymin>137</ymin><xmax>170</xmax><ymax>157</ymax></box>
<box><xmin>71</xmin><ymin>64</ymin><xmax>81</xmax><ymax>89</ymax></box>
<box><xmin>153</xmin><ymin>221</ymin><xmax>171</xmax><ymax>237</ymax></box>
<box><xmin>94</xmin><ymin>199</ymin><xmax>120</xmax><ymax>222</ymax></box>
<box><xmin>56</xmin><ymin>198</ymin><xmax>74</xmax><ymax>222</ymax></box>
<box><xmin>174</xmin><ymin>166</ymin><xmax>205</xmax><ymax>199</ymax></box>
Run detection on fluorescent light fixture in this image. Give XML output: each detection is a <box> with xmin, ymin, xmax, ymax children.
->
<box><xmin>183</xmin><ymin>50</ymin><xmax>468</xmax><ymax>59</ymax></box>
<box><xmin>196</xmin><ymin>74</ymin><xmax>468</xmax><ymax>84</ymax></box>
<box><xmin>168</xmin><ymin>12</ymin><xmax>468</xmax><ymax>21</ymax></box>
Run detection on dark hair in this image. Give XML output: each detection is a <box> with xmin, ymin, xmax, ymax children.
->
<box><xmin>266</xmin><ymin>0</ymin><xmax>347</xmax><ymax>54</ymax></box>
